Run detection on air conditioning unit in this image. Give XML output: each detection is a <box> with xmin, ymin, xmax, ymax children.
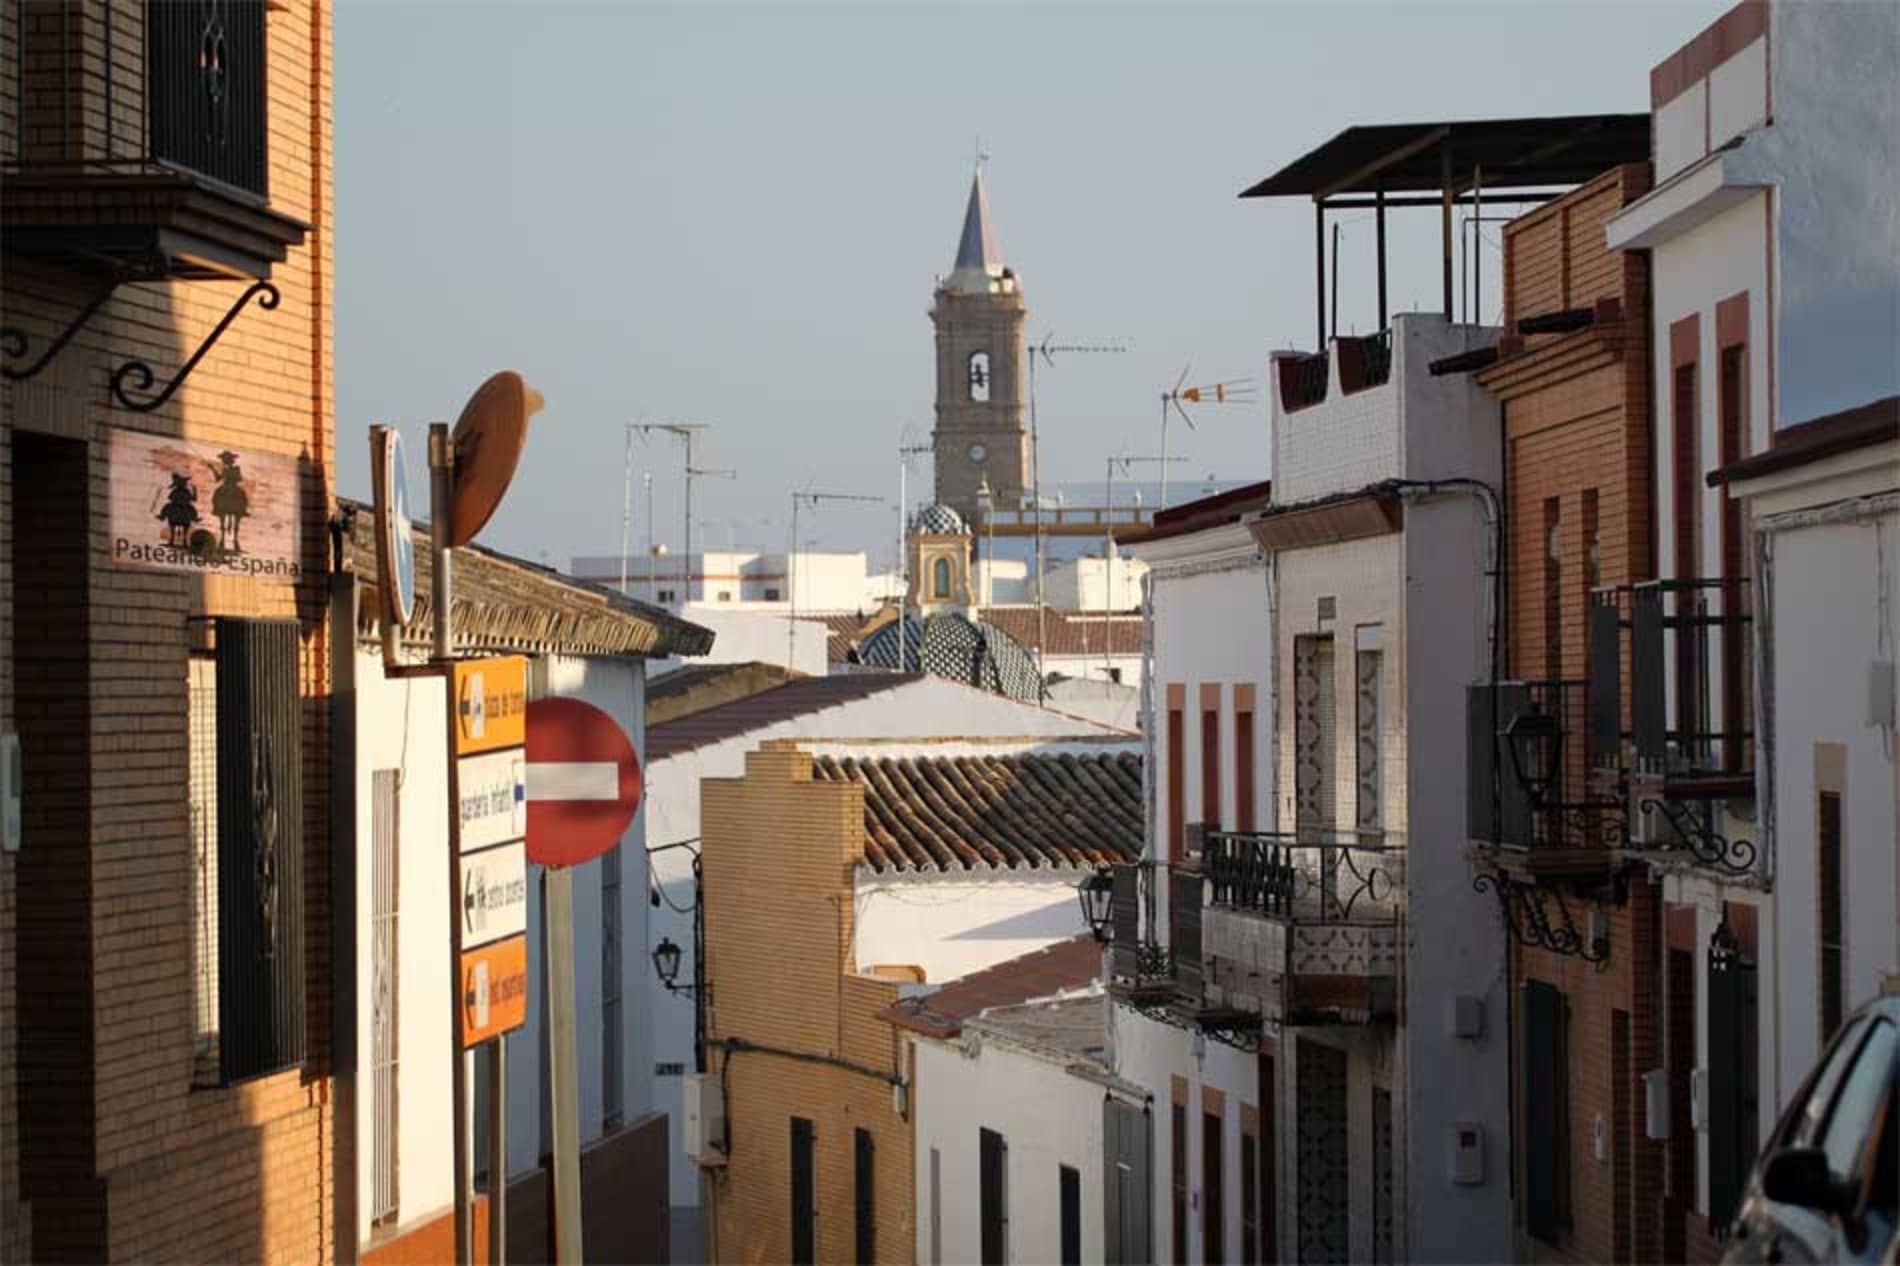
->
<box><xmin>682</xmin><ymin>1072</ymin><xmax>726</xmax><ymax>1167</ymax></box>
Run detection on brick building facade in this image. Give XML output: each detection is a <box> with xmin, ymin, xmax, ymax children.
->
<box><xmin>699</xmin><ymin>742</ymin><xmax>914</xmax><ymax>1265</ymax></box>
<box><xmin>1475</xmin><ymin>162</ymin><xmax>1668</xmax><ymax>1264</ymax></box>
<box><xmin>2</xmin><ymin>0</ymin><xmax>337</xmax><ymax>1259</ymax></box>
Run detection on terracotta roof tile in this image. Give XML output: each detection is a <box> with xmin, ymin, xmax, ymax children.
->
<box><xmin>972</xmin><ymin>607</ymin><xmax>1145</xmax><ymax>658</ymax></box>
<box><xmin>879</xmin><ymin>935</ymin><xmax>1102</xmax><ymax>1039</ymax></box>
<box><xmin>812</xmin><ymin>751</ymin><xmax>1142</xmax><ymax>873</ymax></box>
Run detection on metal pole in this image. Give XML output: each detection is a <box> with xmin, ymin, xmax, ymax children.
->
<box><xmin>1376</xmin><ymin>185</ymin><xmax>1388</xmax><ymax>331</ymax></box>
<box><xmin>487</xmin><ymin>1041</ymin><xmax>506</xmax><ymax>1265</ymax></box>
<box><xmin>1314</xmin><ymin>201</ymin><xmax>1326</xmax><ymax>351</ymax></box>
<box><xmin>643</xmin><ymin>473</ymin><xmax>654</xmax><ymax>604</ymax></box>
<box><xmin>618</xmin><ymin>426</ymin><xmax>633</xmax><ymax>594</ymax></box>
<box><xmin>788</xmin><ymin>494</ymin><xmax>799</xmax><ymax>669</ymax></box>
<box><xmin>682</xmin><ymin>430</ymin><xmax>694</xmax><ymax>605</ymax></box>
<box><xmin>1441</xmin><ymin>142</ymin><xmax>1455</xmax><ymax>320</ymax></box>
<box><xmin>429</xmin><ymin>422</ymin><xmax>472</xmax><ymax>1266</ymax></box>
<box><xmin>1331</xmin><ymin>221</ymin><xmax>1341</xmax><ymax>340</ymax></box>
<box><xmin>691</xmin><ymin>855</ymin><xmax>707</xmax><ymax>1075</ymax></box>
<box><xmin>1029</xmin><ymin>351</ymin><xmax>1047</xmax><ymax>703</ymax></box>
<box><xmin>1159</xmin><ymin>398</ymin><xmax>1170</xmax><ymax>511</ymax></box>
<box><xmin>1473</xmin><ymin>163</ymin><xmax>1484</xmax><ymax>326</ymax></box>
<box><xmin>897</xmin><ymin>461</ymin><xmax>908</xmax><ymax>671</ymax></box>
<box><xmin>546</xmin><ymin>868</ymin><xmax>584</xmax><ymax>1264</ymax></box>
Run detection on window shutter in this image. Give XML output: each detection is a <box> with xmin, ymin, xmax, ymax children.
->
<box><xmin>1109</xmin><ymin>864</ymin><xmax>1140</xmax><ymax>981</ymax></box>
<box><xmin>1060</xmin><ymin>1164</ymin><xmax>1081</xmax><ymax>1266</ymax></box>
<box><xmin>1588</xmin><ymin>602</ymin><xmax>1621</xmax><ymax>768</ymax></box>
<box><xmin>215</xmin><ymin>618</ymin><xmax>305</xmax><ymax>1082</ymax></box>
<box><xmin>791</xmin><ymin>1117</ymin><xmax>816</xmax><ymax>1265</ymax></box>
<box><xmin>1523</xmin><ymin>980</ymin><xmax>1568</xmax><ymax>1242</ymax></box>
<box><xmin>854</xmin><ymin>1127</ymin><xmax>876</xmax><ymax>1266</ymax></box>
<box><xmin>1172</xmin><ymin>869</ymin><xmax>1204</xmax><ymax>1000</ymax></box>
<box><xmin>980</xmin><ymin>1127</ymin><xmax>1008</xmax><ymax>1266</ymax></box>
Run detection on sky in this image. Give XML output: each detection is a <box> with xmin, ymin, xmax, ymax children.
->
<box><xmin>334</xmin><ymin>0</ymin><xmax>1725</xmax><ymax>571</ymax></box>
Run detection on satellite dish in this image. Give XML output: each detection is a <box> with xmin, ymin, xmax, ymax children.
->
<box><xmin>448</xmin><ymin>370</ymin><xmax>543</xmax><ymax>548</ymax></box>
<box><xmin>370</xmin><ymin>426</ymin><xmax>417</xmax><ymax>626</ymax></box>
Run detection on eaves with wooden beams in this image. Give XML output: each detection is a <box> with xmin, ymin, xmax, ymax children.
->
<box><xmin>339</xmin><ymin>497</ymin><xmax>713</xmax><ymax>660</ymax></box>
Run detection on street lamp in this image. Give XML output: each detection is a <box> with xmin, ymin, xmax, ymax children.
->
<box><xmin>1504</xmin><ymin>700</ymin><xmax>1564</xmax><ymax>808</ymax></box>
<box><xmin>651</xmin><ymin>936</ymin><xmax>685</xmax><ymax>991</ymax></box>
<box><xmin>1078</xmin><ymin>867</ymin><xmax>1116</xmax><ymax>942</ymax></box>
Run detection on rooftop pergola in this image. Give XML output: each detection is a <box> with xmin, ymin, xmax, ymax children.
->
<box><xmin>1239</xmin><ymin>114</ymin><xmax>1650</xmax><ymax>348</ymax></box>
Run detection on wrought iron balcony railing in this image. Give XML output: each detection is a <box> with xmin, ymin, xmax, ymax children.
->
<box><xmin>1590</xmin><ymin>578</ymin><xmax>1754</xmax><ymax>785</ymax></box>
<box><xmin>1204</xmin><ymin>829</ymin><xmax>1405</xmax><ymax>923</ymax></box>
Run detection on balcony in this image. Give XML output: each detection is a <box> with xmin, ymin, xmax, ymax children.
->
<box><xmin>1105</xmin><ymin>860</ymin><xmax>1191</xmax><ymax>1006</ymax></box>
<box><xmin>3</xmin><ymin>0</ymin><xmax>306</xmax><ymax>281</ymax></box>
<box><xmin>1467</xmin><ymin>678</ymin><xmax>1626</xmax><ymax>884</ymax></box>
<box><xmin>1198</xmin><ymin>830</ymin><xmax>1404</xmax><ymax>1026</ymax></box>
<box><xmin>1593</xmin><ymin>578</ymin><xmax>1758</xmax><ymax>873</ymax></box>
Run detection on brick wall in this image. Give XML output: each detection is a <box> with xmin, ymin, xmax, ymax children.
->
<box><xmin>0</xmin><ymin>0</ymin><xmax>336</xmax><ymax>1259</ymax></box>
<box><xmin>701</xmin><ymin>743</ymin><xmax>912</xmax><ymax>1264</ymax></box>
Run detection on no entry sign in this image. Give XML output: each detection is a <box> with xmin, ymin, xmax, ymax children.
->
<box><xmin>525</xmin><ymin>697</ymin><xmax>642</xmax><ymax>868</ymax></box>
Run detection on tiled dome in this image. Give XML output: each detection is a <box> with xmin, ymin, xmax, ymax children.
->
<box><xmin>857</xmin><ymin>612</ymin><xmax>1040</xmax><ymax>702</ymax></box>
<box><xmin>910</xmin><ymin>503</ymin><xmax>969</xmax><ymax>536</ymax></box>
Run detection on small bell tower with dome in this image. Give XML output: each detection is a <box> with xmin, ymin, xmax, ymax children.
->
<box><xmin>930</xmin><ymin>163</ymin><xmax>1028</xmax><ymax>523</ymax></box>
<box><xmin>907</xmin><ymin>502</ymin><xmax>974</xmax><ymax>611</ymax></box>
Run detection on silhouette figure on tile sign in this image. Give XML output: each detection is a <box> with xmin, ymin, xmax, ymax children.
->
<box><xmin>210</xmin><ymin>449</ymin><xmax>250</xmax><ymax>554</ymax></box>
<box><xmin>157</xmin><ymin>472</ymin><xmax>200</xmax><ymax>546</ymax></box>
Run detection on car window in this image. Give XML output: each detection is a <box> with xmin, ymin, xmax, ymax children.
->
<box><xmin>1816</xmin><ymin>1019</ymin><xmax>1896</xmax><ymax>1180</ymax></box>
<box><xmin>1791</xmin><ymin>1016</ymin><xmax>1873</xmax><ymax>1148</ymax></box>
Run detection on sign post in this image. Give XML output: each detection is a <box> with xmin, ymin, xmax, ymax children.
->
<box><xmin>368</xmin><ymin>374</ymin><xmax>539</xmax><ymax>1266</ymax></box>
<box><xmin>525</xmin><ymin>696</ymin><xmax>645</xmax><ymax>1266</ymax></box>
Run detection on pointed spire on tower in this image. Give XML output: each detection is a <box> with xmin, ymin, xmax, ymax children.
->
<box><xmin>946</xmin><ymin>164</ymin><xmax>1007</xmax><ymax>295</ymax></box>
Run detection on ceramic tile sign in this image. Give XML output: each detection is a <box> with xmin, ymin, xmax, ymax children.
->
<box><xmin>458</xmin><ymin>748</ymin><xmax>526</xmax><ymax>852</ymax></box>
<box><xmin>459</xmin><ymin>841</ymin><xmax>528</xmax><ymax>949</ymax></box>
<box><xmin>460</xmin><ymin>933</ymin><xmax>528</xmax><ymax>1047</ymax></box>
<box><xmin>107</xmin><ymin>428</ymin><xmax>303</xmax><ymax>579</ymax></box>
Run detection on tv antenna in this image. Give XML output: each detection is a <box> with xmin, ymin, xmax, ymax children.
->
<box><xmin>628</xmin><ymin>422</ymin><xmax>733</xmax><ymax>604</ymax></box>
<box><xmin>1027</xmin><ymin>333</ymin><xmax>1126</xmax><ymax>702</ymax></box>
<box><xmin>1158</xmin><ymin>367</ymin><xmax>1255</xmax><ymax>509</ymax></box>
<box><xmin>789</xmin><ymin>488</ymin><xmax>883</xmax><ymax>668</ymax></box>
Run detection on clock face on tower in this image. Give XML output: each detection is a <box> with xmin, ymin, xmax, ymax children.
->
<box><xmin>967</xmin><ymin>443</ymin><xmax>988</xmax><ymax>463</ymax></box>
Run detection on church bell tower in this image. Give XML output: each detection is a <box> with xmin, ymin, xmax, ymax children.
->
<box><xmin>930</xmin><ymin>166</ymin><xmax>1028</xmax><ymax>523</ymax></box>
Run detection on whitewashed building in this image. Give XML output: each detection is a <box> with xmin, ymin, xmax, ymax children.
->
<box><xmin>1600</xmin><ymin>1</ymin><xmax>1900</xmax><ymax>1224</ymax></box>
<box><xmin>340</xmin><ymin>506</ymin><xmax>711</xmax><ymax>1259</ymax></box>
<box><xmin>642</xmin><ymin>673</ymin><xmax>1136</xmax><ymax>1210</ymax></box>
<box><xmin>883</xmin><ymin>937</ymin><xmax>1134</xmax><ymax>1266</ymax></box>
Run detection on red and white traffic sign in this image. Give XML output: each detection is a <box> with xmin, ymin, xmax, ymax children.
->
<box><xmin>524</xmin><ymin>697</ymin><xmax>642</xmax><ymax>868</ymax></box>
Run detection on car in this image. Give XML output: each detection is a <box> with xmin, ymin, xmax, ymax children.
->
<box><xmin>1722</xmin><ymin>988</ymin><xmax>1898</xmax><ymax>1264</ymax></box>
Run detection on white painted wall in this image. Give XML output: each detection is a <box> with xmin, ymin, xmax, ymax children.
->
<box><xmin>574</xmin><ymin>548</ymin><xmax>897</xmax><ymax>612</ymax></box>
<box><xmin>1044</xmin><ymin>651</ymin><xmax>1145</xmax><ymax>690</ymax></box>
<box><xmin>855</xmin><ymin>870</ymin><xmax>1093</xmax><ymax>984</ymax></box>
<box><xmin>1108</xmin><ymin>1003</ymin><xmax>1258</xmax><ymax>1265</ymax></box>
<box><xmin>643</xmin><ymin>680</ymin><xmax>1133</xmax><ymax>1206</ymax></box>
<box><xmin>350</xmin><ymin>644</ymin><xmax>658</xmax><ymax>1244</ymax></box>
<box><xmin>1043</xmin><ymin>554</ymin><xmax>1149</xmax><ymax>612</ymax></box>
<box><xmin>654</xmin><ymin>605</ymin><xmax>829</xmax><ymax>676</ymax></box>
<box><xmin>912</xmin><ymin>1026</ymin><xmax>1109</xmax><ymax>1266</ymax></box>
<box><xmin>1742</xmin><ymin>467</ymin><xmax>1899</xmax><ymax>1113</ymax></box>
<box><xmin>1045</xmin><ymin>678</ymin><xmax>1142</xmax><ymax>732</ymax></box>
<box><xmin>354</xmin><ymin>654</ymin><xmax>455</xmax><ymax>1243</ymax></box>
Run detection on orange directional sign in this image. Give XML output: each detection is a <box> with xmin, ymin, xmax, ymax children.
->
<box><xmin>452</xmin><ymin>656</ymin><xmax>527</xmax><ymax>756</ymax></box>
<box><xmin>460</xmin><ymin>933</ymin><xmax>528</xmax><ymax>1047</ymax></box>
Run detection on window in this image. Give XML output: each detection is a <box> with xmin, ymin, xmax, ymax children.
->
<box><xmin>764</xmin><ymin>587</ymin><xmax>782</xmax><ymax>602</ymax></box>
<box><xmin>1582</xmin><ymin>489</ymin><xmax>1601</xmax><ymax>593</ymax></box>
<box><xmin>191</xmin><ymin>620</ymin><xmax>306</xmax><ymax>1086</ymax></box>
<box><xmin>1240</xmin><ymin>1124</ymin><xmax>1259</xmax><ymax>1266</ymax></box>
<box><xmin>1235</xmin><ymin>687</ymin><xmax>1256</xmax><ymax>833</ymax></box>
<box><xmin>1203</xmin><ymin>1110</ymin><xmax>1224</xmax><ymax>1263</ymax></box>
<box><xmin>1672</xmin><ymin>351</ymin><xmax>1702</xmax><ymax>744</ymax></box>
<box><xmin>1171</xmin><ymin>1101</ymin><xmax>1188</xmax><ymax>1265</ymax></box>
<box><xmin>717</xmin><ymin>590</ymin><xmax>733</xmax><ymax>602</ymax></box>
<box><xmin>1819</xmin><ymin>791</ymin><xmax>1844</xmax><ymax>1039</ymax></box>
<box><xmin>1544</xmin><ymin>497</ymin><xmax>1563</xmax><ymax>679</ymax></box>
<box><xmin>1719</xmin><ymin>343</ymin><xmax>1751</xmax><ymax>771</ymax></box>
<box><xmin>1059</xmin><ymin>1164</ymin><xmax>1081</xmax><ymax>1266</ymax></box>
<box><xmin>656</xmin><ymin>588</ymin><xmax>677</xmax><ymax>604</ymax></box>
<box><xmin>1292</xmin><ymin>637</ymin><xmax>1336</xmax><ymax>833</ymax></box>
<box><xmin>1523</xmin><ymin>980</ymin><xmax>1570</xmax><ymax>1243</ymax></box>
<box><xmin>1355</xmin><ymin>643</ymin><xmax>1382</xmax><ymax>838</ymax></box>
<box><xmin>1108</xmin><ymin>667</ymin><xmax>1123</xmax><ymax>685</ymax></box>
<box><xmin>602</xmin><ymin>843</ymin><xmax>623</xmax><ymax>1130</ymax></box>
<box><xmin>791</xmin><ymin>1117</ymin><xmax>816</xmax><ymax>1265</ymax></box>
<box><xmin>371</xmin><ymin>769</ymin><xmax>400</xmax><ymax>1226</ymax></box>
<box><xmin>1259</xmin><ymin>1051</ymin><xmax>1278</xmax><ymax>1265</ymax></box>
<box><xmin>1201</xmin><ymin>688</ymin><xmax>1222</xmax><ymax>832</ymax></box>
<box><xmin>980</xmin><ymin>1127</ymin><xmax>1009</xmax><ymax>1266</ymax></box>
<box><xmin>1667</xmin><ymin>948</ymin><xmax>1697</xmax><ymax>1212</ymax></box>
<box><xmin>1167</xmin><ymin>690</ymin><xmax>1185</xmax><ymax>862</ymax></box>
<box><xmin>854</xmin><ymin>1127</ymin><xmax>876</xmax><ymax>1265</ymax></box>
<box><xmin>933</xmin><ymin>556</ymin><xmax>952</xmax><ymax>599</ymax></box>
<box><xmin>189</xmin><ymin>656</ymin><xmax>221</xmax><ymax>1081</ymax></box>
<box><xmin>969</xmin><ymin>351</ymin><xmax>992</xmax><ymax>402</ymax></box>
<box><xmin>930</xmin><ymin>1146</ymin><xmax>942</xmax><ymax>1266</ymax></box>
<box><xmin>1815</xmin><ymin>1020</ymin><xmax>1897</xmax><ymax>1181</ymax></box>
